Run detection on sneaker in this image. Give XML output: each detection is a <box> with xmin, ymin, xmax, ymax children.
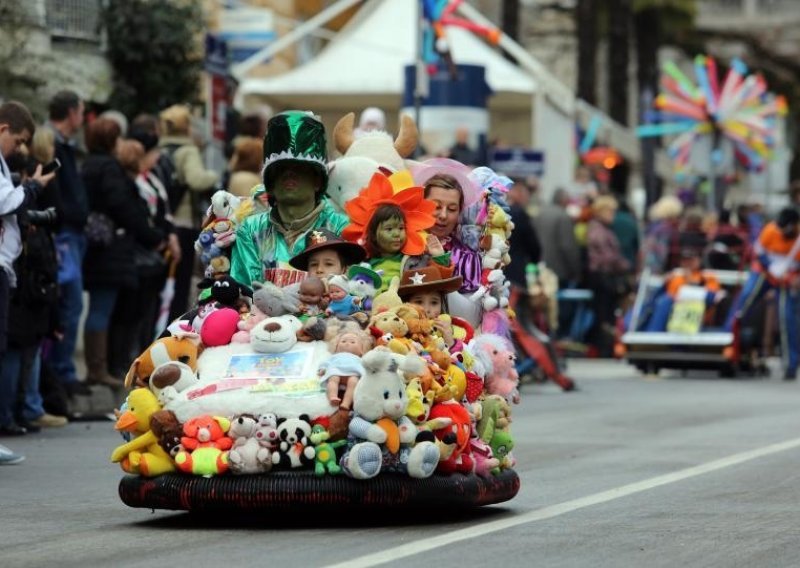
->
<box><xmin>30</xmin><ymin>413</ymin><xmax>68</xmax><ymax>428</ymax></box>
<box><xmin>0</xmin><ymin>444</ymin><xmax>24</xmax><ymax>465</ymax></box>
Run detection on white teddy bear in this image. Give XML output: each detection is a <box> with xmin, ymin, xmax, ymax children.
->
<box><xmin>250</xmin><ymin>315</ymin><xmax>303</xmax><ymax>353</ymax></box>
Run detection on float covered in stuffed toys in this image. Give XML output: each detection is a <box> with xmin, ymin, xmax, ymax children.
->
<box><xmin>114</xmin><ymin>110</ymin><xmax>521</xmax><ymax>513</ymax></box>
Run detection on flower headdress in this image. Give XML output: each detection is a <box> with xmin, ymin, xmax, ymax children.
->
<box><xmin>342</xmin><ymin>172</ymin><xmax>436</xmax><ymax>256</ymax></box>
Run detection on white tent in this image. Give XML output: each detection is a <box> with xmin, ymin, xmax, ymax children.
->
<box><xmin>238</xmin><ymin>0</ymin><xmax>578</xmax><ymax>191</ymax></box>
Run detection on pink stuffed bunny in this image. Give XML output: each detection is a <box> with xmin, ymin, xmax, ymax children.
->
<box><xmin>469</xmin><ymin>334</ymin><xmax>520</xmax><ymax>404</ymax></box>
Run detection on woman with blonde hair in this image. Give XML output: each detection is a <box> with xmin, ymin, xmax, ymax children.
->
<box><xmin>586</xmin><ymin>195</ymin><xmax>631</xmax><ymax>356</ymax></box>
<box><xmin>643</xmin><ymin>194</ymin><xmax>684</xmax><ymax>273</ymax></box>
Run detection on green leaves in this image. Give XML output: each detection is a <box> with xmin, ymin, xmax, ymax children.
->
<box><xmin>103</xmin><ymin>0</ymin><xmax>203</xmax><ymax>117</ymax></box>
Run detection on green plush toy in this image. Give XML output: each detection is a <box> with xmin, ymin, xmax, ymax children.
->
<box><xmin>488</xmin><ymin>429</ymin><xmax>515</xmax><ymax>474</ymax></box>
<box><xmin>310</xmin><ymin>424</ymin><xmax>347</xmax><ymax>476</ymax></box>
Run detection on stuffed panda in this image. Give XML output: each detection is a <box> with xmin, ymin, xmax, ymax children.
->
<box><xmin>272</xmin><ymin>415</ymin><xmax>316</xmax><ymax>469</ymax></box>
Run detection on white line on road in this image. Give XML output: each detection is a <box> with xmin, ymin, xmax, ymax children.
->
<box><xmin>324</xmin><ymin>436</ymin><xmax>800</xmax><ymax>568</ymax></box>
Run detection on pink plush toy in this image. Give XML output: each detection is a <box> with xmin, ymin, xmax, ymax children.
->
<box><xmin>468</xmin><ymin>334</ymin><xmax>520</xmax><ymax>404</ymax></box>
<box><xmin>200</xmin><ymin>307</ymin><xmax>240</xmax><ymax>347</ymax></box>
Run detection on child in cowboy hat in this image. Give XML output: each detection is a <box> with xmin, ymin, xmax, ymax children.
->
<box><xmin>289</xmin><ymin>228</ymin><xmax>366</xmax><ymax>279</ymax></box>
<box><xmin>397</xmin><ymin>265</ymin><xmax>470</xmax><ymax>349</ymax></box>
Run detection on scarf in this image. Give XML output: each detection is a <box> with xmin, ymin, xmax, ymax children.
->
<box><xmin>270</xmin><ymin>202</ymin><xmax>325</xmax><ymax>251</ymax></box>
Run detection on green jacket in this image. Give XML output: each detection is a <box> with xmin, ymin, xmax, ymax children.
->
<box><xmin>230</xmin><ymin>200</ymin><xmax>350</xmax><ymax>287</ymax></box>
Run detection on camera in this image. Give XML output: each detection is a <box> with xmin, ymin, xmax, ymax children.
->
<box><xmin>26</xmin><ymin>207</ymin><xmax>58</xmax><ymax>227</ymax></box>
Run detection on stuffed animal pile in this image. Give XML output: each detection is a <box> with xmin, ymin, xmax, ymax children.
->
<box><xmin>111</xmin><ymin>114</ymin><xmax>521</xmax><ymax>484</ymax></box>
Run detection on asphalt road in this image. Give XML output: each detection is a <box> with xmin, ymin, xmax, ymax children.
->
<box><xmin>1</xmin><ymin>359</ymin><xmax>799</xmax><ymax>568</ymax></box>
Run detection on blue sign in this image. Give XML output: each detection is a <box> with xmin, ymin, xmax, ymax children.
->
<box><xmin>403</xmin><ymin>64</ymin><xmax>492</xmax><ymax>108</ymax></box>
<box><xmin>489</xmin><ymin>148</ymin><xmax>545</xmax><ymax>178</ymax></box>
<box><xmin>204</xmin><ymin>34</ymin><xmax>229</xmax><ymax>76</ymax></box>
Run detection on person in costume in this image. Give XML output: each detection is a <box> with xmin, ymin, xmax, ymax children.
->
<box><xmin>341</xmin><ymin>172</ymin><xmax>446</xmax><ymax>293</ymax></box>
<box><xmin>288</xmin><ymin>228</ymin><xmax>366</xmax><ymax>279</ymax></box>
<box><xmin>397</xmin><ymin>265</ymin><xmax>465</xmax><ymax>350</ymax></box>
<box><xmin>726</xmin><ymin>207</ymin><xmax>800</xmax><ymax>379</ymax></box>
<box><xmin>229</xmin><ymin>111</ymin><xmax>349</xmax><ymax>288</ymax></box>
<box><xmin>642</xmin><ymin>235</ymin><xmax>723</xmax><ymax>332</ymax></box>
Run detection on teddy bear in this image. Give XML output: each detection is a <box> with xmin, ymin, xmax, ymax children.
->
<box><xmin>180</xmin><ymin>415</ymin><xmax>234</xmax><ymax>451</ymax></box>
<box><xmin>250</xmin><ymin>314</ymin><xmax>303</xmax><ymax>353</ymax></box>
<box><xmin>149</xmin><ymin>409</ymin><xmax>185</xmax><ymax>458</ymax></box>
<box><xmin>231</xmin><ymin>280</ymin><xmax>300</xmax><ymax>343</ymax></box>
<box><xmin>470</xmin><ymin>334</ymin><xmax>520</xmax><ymax>404</ymax></box>
<box><xmin>477</xmin><ymin>394</ymin><xmax>513</xmax><ymax>445</ymax></box>
<box><xmin>369</xmin><ymin>308</ymin><xmax>412</xmax><ymax>355</ymax></box>
<box><xmin>194</xmin><ymin>190</ymin><xmax>249</xmax><ymax>264</ymax></box>
<box><xmin>309</xmin><ymin>423</ymin><xmax>347</xmax><ymax>476</ymax></box>
<box><xmin>227</xmin><ymin>414</ymin><xmax>273</xmax><ymax>475</ymax></box>
<box><xmin>125</xmin><ymin>334</ymin><xmax>202</xmax><ymax>389</ymax></box>
<box><xmin>271</xmin><ymin>415</ymin><xmax>316</xmax><ymax>469</ymax></box>
<box><xmin>339</xmin><ymin>348</ymin><xmax>439</xmax><ymax>480</ymax></box>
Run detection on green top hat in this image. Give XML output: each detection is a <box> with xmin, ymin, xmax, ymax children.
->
<box><xmin>262</xmin><ymin>110</ymin><xmax>329</xmax><ymax>194</ymax></box>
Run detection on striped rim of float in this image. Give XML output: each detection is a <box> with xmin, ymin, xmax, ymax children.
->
<box><xmin>119</xmin><ymin>469</ymin><xmax>520</xmax><ymax>512</ymax></box>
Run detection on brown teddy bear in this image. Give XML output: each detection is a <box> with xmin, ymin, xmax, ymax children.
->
<box><xmin>149</xmin><ymin>409</ymin><xmax>184</xmax><ymax>458</ymax></box>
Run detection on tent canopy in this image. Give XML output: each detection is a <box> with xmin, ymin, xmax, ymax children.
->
<box><xmin>238</xmin><ymin>0</ymin><xmax>537</xmax><ymax>111</ymax></box>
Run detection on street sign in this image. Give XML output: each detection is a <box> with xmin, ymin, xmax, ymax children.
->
<box><xmin>489</xmin><ymin>148</ymin><xmax>545</xmax><ymax>178</ymax></box>
<box><xmin>204</xmin><ymin>33</ymin><xmax>229</xmax><ymax>76</ymax></box>
<box><xmin>219</xmin><ymin>6</ymin><xmax>276</xmax><ymax>63</ymax></box>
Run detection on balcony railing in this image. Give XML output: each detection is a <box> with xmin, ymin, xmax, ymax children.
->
<box><xmin>46</xmin><ymin>0</ymin><xmax>102</xmax><ymax>42</ymax></box>
<box><xmin>697</xmin><ymin>0</ymin><xmax>800</xmax><ymax>29</ymax></box>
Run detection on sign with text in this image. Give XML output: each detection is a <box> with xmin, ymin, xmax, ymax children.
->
<box><xmin>489</xmin><ymin>148</ymin><xmax>545</xmax><ymax>178</ymax></box>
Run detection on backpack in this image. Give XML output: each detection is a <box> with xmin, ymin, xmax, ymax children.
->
<box><xmin>152</xmin><ymin>143</ymin><xmax>189</xmax><ymax>214</ymax></box>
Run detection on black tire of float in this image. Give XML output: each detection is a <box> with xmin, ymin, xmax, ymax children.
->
<box><xmin>118</xmin><ymin>469</ymin><xmax>520</xmax><ymax>512</ymax></box>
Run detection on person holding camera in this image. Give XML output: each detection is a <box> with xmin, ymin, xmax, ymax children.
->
<box><xmin>0</xmin><ymin>101</ymin><xmax>56</xmax><ymax>445</ymax></box>
<box><xmin>1</xmin><ymin>127</ymin><xmax>69</xmax><ymax>435</ymax></box>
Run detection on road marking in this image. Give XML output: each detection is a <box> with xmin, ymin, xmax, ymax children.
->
<box><xmin>324</xmin><ymin>436</ymin><xmax>800</xmax><ymax>568</ymax></box>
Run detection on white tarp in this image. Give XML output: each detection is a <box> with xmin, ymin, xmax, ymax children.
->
<box><xmin>238</xmin><ymin>0</ymin><xmax>536</xmax><ymax>98</ymax></box>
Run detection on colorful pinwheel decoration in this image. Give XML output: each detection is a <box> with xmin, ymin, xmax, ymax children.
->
<box><xmin>420</xmin><ymin>0</ymin><xmax>501</xmax><ymax>75</ymax></box>
<box><xmin>636</xmin><ymin>55</ymin><xmax>788</xmax><ymax>178</ymax></box>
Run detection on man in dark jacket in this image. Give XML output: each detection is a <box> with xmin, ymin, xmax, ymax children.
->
<box><xmin>506</xmin><ymin>179</ymin><xmax>542</xmax><ymax>288</ymax></box>
<box><xmin>43</xmin><ymin>90</ymin><xmax>90</xmax><ymax>397</ymax></box>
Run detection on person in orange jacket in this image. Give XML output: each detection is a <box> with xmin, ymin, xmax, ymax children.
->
<box><xmin>726</xmin><ymin>207</ymin><xmax>800</xmax><ymax>379</ymax></box>
<box><xmin>643</xmin><ymin>239</ymin><xmax>724</xmax><ymax>332</ymax></box>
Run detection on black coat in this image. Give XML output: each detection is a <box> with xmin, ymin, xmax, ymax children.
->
<box><xmin>507</xmin><ymin>204</ymin><xmax>542</xmax><ymax>288</ymax></box>
<box><xmin>82</xmin><ymin>154</ymin><xmax>164</xmax><ymax>289</ymax></box>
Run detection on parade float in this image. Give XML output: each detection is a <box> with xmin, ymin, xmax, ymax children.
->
<box><xmin>113</xmin><ymin>110</ymin><xmax>521</xmax><ymax>512</ymax></box>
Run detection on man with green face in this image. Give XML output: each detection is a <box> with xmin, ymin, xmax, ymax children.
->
<box><xmin>230</xmin><ymin>111</ymin><xmax>349</xmax><ymax>287</ymax></box>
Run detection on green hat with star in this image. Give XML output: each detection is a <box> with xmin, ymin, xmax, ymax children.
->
<box><xmin>262</xmin><ymin>110</ymin><xmax>329</xmax><ymax>196</ymax></box>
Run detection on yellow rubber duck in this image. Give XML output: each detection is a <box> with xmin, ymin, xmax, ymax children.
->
<box><xmin>110</xmin><ymin>388</ymin><xmax>175</xmax><ymax>477</ymax></box>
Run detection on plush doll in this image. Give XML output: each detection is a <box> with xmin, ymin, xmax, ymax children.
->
<box><xmin>174</xmin><ymin>446</ymin><xmax>230</xmax><ymax>477</ymax></box>
<box><xmin>318</xmin><ymin>331</ymin><xmax>370</xmax><ymax>409</ymax></box>
<box><xmin>197</xmin><ymin>275</ymin><xmax>253</xmax><ymax>313</ymax></box>
<box><xmin>369</xmin><ymin>308</ymin><xmax>413</xmax><ymax>355</ymax></box>
<box><xmin>370</xmin><ymin>276</ymin><xmax>402</xmax><ymax>315</ymax></box>
<box><xmin>272</xmin><ymin>415</ymin><xmax>316</xmax><ymax>469</ymax></box>
<box><xmin>180</xmin><ymin>415</ymin><xmax>234</xmax><ymax>451</ymax></box>
<box><xmin>231</xmin><ymin>280</ymin><xmax>299</xmax><ymax>343</ymax></box>
<box><xmin>250</xmin><ymin>314</ymin><xmax>303</xmax><ymax>353</ymax></box>
<box><xmin>469</xmin><ymin>334</ymin><xmax>520</xmax><ymax>404</ymax></box>
<box><xmin>125</xmin><ymin>335</ymin><xmax>202</xmax><ymax>389</ymax></box>
<box><xmin>297</xmin><ymin>276</ymin><xmax>328</xmax><ymax>318</ymax></box>
<box><xmin>149</xmin><ymin>409</ymin><xmax>185</xmax><ymax>458</ymax></box>
<box><xmin>333</xmin><ymin>112</ymin><xmax>417</xmax><ymax>173</ymax></box>
<box><xmin>347</xmin><ymin>264</ymin><xmax>382</xmax><ymax>312</ymax></box>
<box><xmin>477</xmin><ymin>394</ymin><xmax>513</xmax><ymax>444</ymax></box>
<box><xmin>470</xmin><ymin>438</ymin><xmax>501</xmax><ymax>477</ymax></box>
<box><xmin>488</xmin><ymin>429</ymin><xmax>515</xmax><ymax>471</ymax></box>
<box><xmin>339</xmin><ymin>349</ymin><xmax>439</xmax><ymax>480</ymax></box>
<box><xmin>110</xmin><ymin>388</ymin><xmax>176</xmax><ymax>477</ymax></box>
<box><xmin>309</xmin><ymin>423</ymin><xmax>347</xmax><ymax>476</ymax></box>
<box><xmin>325</xmin><ymin>275</ymin><xmax>362</xmax><ymax>317</ymax></box>
<box><xmin>327</xmin><ymin>155</ymin><xmax>383</xmax><ymax>213</ymax></box>
<box><xmin>200</xmin><ymin>307</ymin><xmax>241</xmax><ymax>347</ymax></box>
<box><xmin>255</xmin><ymin>412</ymin><xmax>280</xmax><ymax>450</ymax></box>
<box><xmin>428</xmin><ymin>402</ymin><xmax>475</xmax><ymax>475</ymax></box>
<box><xmin>228</xmin><ymin>414</ymin><xmax>272</xmax><ymax>475</ymax></box>
<box><xmin>148</xmin><ymin>360</ymin><xmax>199</xmax><ymax>406</ymax></box>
